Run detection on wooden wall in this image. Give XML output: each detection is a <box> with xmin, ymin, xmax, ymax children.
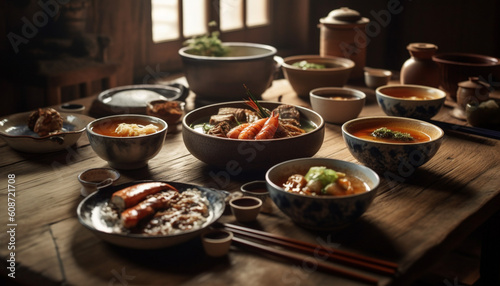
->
<box><xmin>1</xmin><ymin>0</ymin><xmax>499</xmax><ymax>116</ymax></box>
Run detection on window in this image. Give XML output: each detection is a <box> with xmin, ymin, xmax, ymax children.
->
<box><xmin>151</xmin><ymin>0</ymin><xmax>270</xmax><ymax>43</ymax></box>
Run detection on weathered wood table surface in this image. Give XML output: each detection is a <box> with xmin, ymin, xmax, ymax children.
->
<box><xmin>1</xmin><ymin>78</ymin><xmax>499</xmax><ymax>286</ymax></box>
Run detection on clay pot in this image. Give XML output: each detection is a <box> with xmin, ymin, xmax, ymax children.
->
<box><xmin>456</xmin><ymin>77</ymin><xmax>490</xmax><ymax>110</ymax></box>
<box><xmin>400</xmin><ymin>43</ymin><xmax>440</xmax><ymax>88</ymax></box>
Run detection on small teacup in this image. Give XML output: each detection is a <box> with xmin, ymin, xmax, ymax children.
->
<box><xmin>78</xmin><ymin>168</ymin><xmax>120</xmax><ymax>197</ymax></box>
<box><xmin>240</xmin><ymin>181</ymin><xmax>273</xmax><ymax>213</ymax></box>
<box><xmin>201</xmin><ymin>229</ymin><xmax>233</xmax><ymax>257</ymax></box>
<box><xmin>59</xmin><ymin>103</ymin><xmax>85</xmax><ymax>114</ymax></box>
<box><xmin>364</xmin><ymin>67</ymin><xmax>392</xmax><ymax>89</ymax></box>
<box><xmin>229</xmin><ymin>196</ymin><xmax>262</xmax><ymax>222</ymax></box>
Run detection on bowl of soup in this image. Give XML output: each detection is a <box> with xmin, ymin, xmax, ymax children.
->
<box><xmin>281</xmin><ymin>55</ymin><xmax>355</xmax><ymax>99</ymax></box>
<box><xmin>86</xmin><ymin>115</ymin><xmax>167</xmax><ymax>169</ymax></box>
<box><xmin>376</xmin><ymin>84</ymin><xmax>446</xmax><ymax>119</ymax></box>
<box><xmin>265</xmin><ymin>157</ymin><xmax>380</xmax><ymax>230</ymax></box>
<box><xmin>342</xmin><ymin>116</ymin><xmax>444</xmax><ymax>174</ymax></box>
<box><xmin>309</xmin><ymin>87</ymin><xmax>366</xmax><ymax>124</ymax></box>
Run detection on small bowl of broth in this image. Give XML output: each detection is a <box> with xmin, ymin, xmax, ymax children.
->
<box><xmin>376</xmin><ymin>84</ymin><xmax>446</xmax><ymax>120</ymax></box>
<box><xmin>229</xmin><ymin>196</ymin><xmax>262</xmax><ymax>222</ymax></box>
<box><xmin>310</xmin><ymin>87</ymin><xmax>366</xmax><ymax>124</ymax></box>
<box><xmin>86</xmin><ymin>114</ymin><xmax>167</xmax><ymax>170</ymax></box>
<box><xmin>342</xmin><ymin>116</ymin><xmax>444</xmax><ymax>173</ymax></box>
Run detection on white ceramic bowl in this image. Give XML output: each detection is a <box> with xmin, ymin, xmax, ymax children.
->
<box><xmin>281</xmin><ymin>55</ymin><xmax>355</xmax><ymax>98</ymax></box>
<box><xmin>364</xmin><ymin>67</ymin><xmax>392</xmax><ymax>89</ymax></box>
<box><xmin>376</xmin><ymin>84</ymin><xmax>446</xmax><ymax>120</ymax></box>
<box><xmin>86</xmin><ymin>114</ymin><xmax>167</xmax><ymax>170</ymax></box>
<box><xmin>310</xmin><ymin>87</ymin><xmax>366</xmax><ymax>124</ymax></box>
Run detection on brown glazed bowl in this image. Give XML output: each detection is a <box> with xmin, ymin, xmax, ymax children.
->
<box><xmin>182</xmin><ymin>101</ymin><xmax>325</xmax><ymax>171</ymax></box>
<box><xmin>432</xmin><ymin>53</ymin><xmax>500</xmax><ymax>100</ymax></box>
<box><xmin>281</xmin><ymin>55</ymin><xmax>355</xmax><ymax>98</ymax></box>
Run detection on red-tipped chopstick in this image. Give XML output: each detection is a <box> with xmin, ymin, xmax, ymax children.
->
<box><xmin>231</xmin><ymin>236</ymin><xmax>379</xmax><ymax>285</ymax></box>
<box><xmin>222</xmin><ymin>223</ymin><xmax>398</xmax><ymax>273</ymax></box>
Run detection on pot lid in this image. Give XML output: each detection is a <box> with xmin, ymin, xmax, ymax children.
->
<box><xmin>458</xmin><ymin>77</ymin><xmax>490</xmax><ymax>90</ymax></box>
<box><xmin>320</xmin><ymin>7</ymin><xmax>369</xmax><ymax>25</ymax></box>
<box><xmin>407</xmin><ymin>43</ymin><xmax>438</xmax><ymax>52</ymax></box>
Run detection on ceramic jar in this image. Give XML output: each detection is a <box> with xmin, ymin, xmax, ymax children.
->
<box><xmin>319</xmin><ymin>7</ymin><xmax>369</xmax><ymax>79</ymax></box>
<box><xmin>456</xmin><ymin>77</ymin><xmax>490</xmax><ymax>110</ymax></box>
<box><xmin>400</xmin><ymin>43</ymin><xmax>440</xmax><ymax>87</ymax></box>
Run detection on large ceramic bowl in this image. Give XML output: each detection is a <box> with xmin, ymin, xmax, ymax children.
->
<box><xmin>179</xmin><ymin>42</ymin><xmax>280</xmax><ymax>102</ymax></box>
<box><xmin>86</xmin><ymin>114</ymin><xmax>167</xmax><ymax>169</ymax></box>
<box><xmin>342</xmin><ymin>116</ymin><xmax>444</xmax><ymax>174</ymax></box>
<box><xmin>77</xmin><ymin>181</ymin><xmax>227</xmax><ymax>249</ymax></box>
<box><xmin>0</xmin><ymin>111</ymin><xmax>94</xmax><ymax>153</ymax></box>
<box><xmin>432</xmin><ymin>53</ymin><xmax>500</xmax><ymax>100</ymax></box>
<box><xmin>310</xmin><ymin>87</ymin><xmax>366</xmax><ymax>124</ymax></box>
<box><xmin>265</xmin><ymin>158</ymin><xmax>380</xmax><ymax>230</ymax></box>
<box><xmin>182</xmin><ymin>101</ymin><xmax>325</xmax><ymax>171</ymax></box>
<box><xmin>281</xmin><ymin>55</ymin><xmax>355</xmax><ymax>98</ymax></box>
<box><xmin>375</xmin><ymin>84</ymin><xmax>446</xmax><ymax>120</ymax></box>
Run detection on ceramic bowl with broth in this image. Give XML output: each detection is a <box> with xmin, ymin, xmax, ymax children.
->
<box><xmin>86</xmin><ymin>114</ymin><xmax>167</xmax><ymax>169</ymax></box>
<box><xmin>376</xmin><ymin>84</ymin><xmax>446</xmax><ymax>120</ymax></box>
<box><xmin>342</xmin><ymin>116</ymin><xmax>444</xmax><ymax>174</ymax></box>
<box><xmin>281</xmin><ymin>55</ymin><xmax>355</xmax><ymax>98</ymax></box>
<box><xmin>310</xmin><ymin>87</ymin><xmax>366</xmax><ymax>124</ymax></box>
<box><xmin>265</xmin><ymin>158</ymin><xmax>380</xmax><ymax>230</ymax></box>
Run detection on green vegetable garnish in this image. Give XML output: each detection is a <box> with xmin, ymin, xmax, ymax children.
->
<box><xmin>305</xmin><ymin>166</ymin><xmax>338</xmax><ymax>187</ymax></box>
<box><xmin>183</xmin><ymin>21</ymin><xmax>228</xmax><ymax>57</ymax></box>
<box><xmin>371</xmin><ymin>127</ymin><xmax>414</xmax><ymax>141</ymax></box>
<box><xmin>292</xmin><ymin>60</ymin><xmax>326</xmax><ymax>70</ymax></box>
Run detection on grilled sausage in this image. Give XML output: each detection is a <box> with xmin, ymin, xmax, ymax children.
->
<box><xmin>120</xmin><ymin>190</ymin><xmax>178</xmax><ymax>228</ymax></box>
<box><xmin>111</xmin><ymin>182</ymin><xmax>178</xmax><ymax>210</ymax></box>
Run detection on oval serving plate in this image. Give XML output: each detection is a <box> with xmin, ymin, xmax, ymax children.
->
<box><xmin>77</xmin><ymin>181</ymin><xmax>227</xmax><ymax>249</ymax></box>
<box><xmin>0</xmin><ymin>112</ymin><xmax>94</xmax><ymax>153</ymax></box>
<box><xmin>97</xmin><ymin>83</ymin><xmax>189</xmax><ymax>114</ymax></box>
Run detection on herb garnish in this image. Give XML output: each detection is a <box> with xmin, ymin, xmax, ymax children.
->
<box><xmin>183</xmin><ymin>21</ymin><xmax>228</xmax><ymax>57</ymax></box>
<box><xmin>292</xmin><ymin>60</ymin><xmax>326</xmax><ymax>70</ymax></box>
<box><xmin>371</xmin><ymin>127</ymin><xmax>414</xmax><ymax>141</ymax></box>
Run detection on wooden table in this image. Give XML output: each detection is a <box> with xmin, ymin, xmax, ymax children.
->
<box><xmin>1</xmin><ymin>79</ymin><xmax>499</xmax><ymax>286</ymax></box>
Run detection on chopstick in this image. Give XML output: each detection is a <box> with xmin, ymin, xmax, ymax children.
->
<box><xmin>427</xmin><ymin>119</ymin><xmax>500</xmax><ymax>140</ymax></box>
<box><xmin>231</xmin><ymin>236</ymin><xmax>379</xmax><ymax>285</ymax></box>
<box><xmin>224</xmin><ymin>224</ymin><xmax>396</xmax><ymax>276</ymax></box>
<box><xmin>223</xmin><ymin>223</ymin><xmax>398</xmax><ymax>273</ymax></box>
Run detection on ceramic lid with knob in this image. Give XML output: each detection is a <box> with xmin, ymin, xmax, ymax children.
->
<box><xmin>320</xmin><ymin>7</ymin><xmax>369</xmax><ymax>25</ymax></box>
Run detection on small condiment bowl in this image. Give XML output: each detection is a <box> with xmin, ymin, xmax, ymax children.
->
<box><xmin>240</xmin><ymin>180</ymin><xmax>273</xmax><ymax>213</ymax></box>
<box><xmin>229</xmin><ymin>196</ymin><xmax>262</xmax><ymax>222</ymax></box>
<box><xmin>310</xmin><ymin>87</ymin><xmax>366</xmax><ymax>124</ymax></box>
<box><xmin>59</xmin><ymin>103</ymin><xmax>86</xmax><ymax>114</ymax></box>
<box><xmin>77</xmin><ymin>168</ymin><xmax>120</xmax><ymax>197</ymax></box>
<box><xmin>364</xmin><ymin>67</ymin><xmax>392</xmax><ymax>89</ymax></box>
<box><xmin>146</xmin><ymin>100</ymin><xmax>186</xmax><ymax>133</ymax></box>
<box><xmin>201</xmin><ymin>229</ymin><xmax>233</xmax><ymax>257</ymax></box>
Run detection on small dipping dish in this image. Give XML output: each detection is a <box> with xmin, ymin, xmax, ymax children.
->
<box><xmin>77</xmin><ymin>168</ymin><xmax>120</xmax><ymax>197</ymax></box>
<box><xmin>229</xmin><ymin>196</ymin><xmax>262</xmax><ymax>222</ymax></box>
<box><xmin>364</xmin><ymin>67</ymin><xmax>392</xmax><ymax>89</ymax></box>
<box><xmin>241</xmin><ymin>180</ymin><xmax>273</xmax><ymax>213</ymax></box>
<box><xmin>59</xmin><ymin>103</ymin><xmax>86</xmax><ymax>114</ymax></box>
<box><xmin>146</xmin><ymin>100</ymin><xmax>185</xmax><ymax>133</ymax></box>
<box><xmin>201</xmin><ymin>229</ymin><xmax>233</xmax><ymax>257</ymax></box>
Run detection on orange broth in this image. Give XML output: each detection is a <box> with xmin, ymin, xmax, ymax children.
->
<box><xmin>352</xmin><ymin>125</ymin><xmax>431</xmax><ymax>143</ymax></box>
<box><xmin>383</xmin><ymin>88</ymin><xmax>441</xmax><ymax>100</ymax></box>
<box><xmin>91</xmin><ymin>118</ymin><xmax>162</xmax><ymax>137</ymax></box>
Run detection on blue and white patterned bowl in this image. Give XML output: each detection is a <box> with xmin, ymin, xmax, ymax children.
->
<box><xmin>342</xmin><ymin>116</ymin><xmax>444</xmax><ymax>175</ymax></box>
<box><xmin>265</xmin><ymin>158</ymin><xmax>379</xmax><ymax>230</ymax></box>
<box><xmin>376</xmin><ymin>84</ymin><xmax>446</xmax><ymax>120</ymax></box>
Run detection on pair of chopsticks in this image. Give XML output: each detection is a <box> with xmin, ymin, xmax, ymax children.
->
<box><xmin>219</xmin><ymin>223</ymin><xmax>398</xmax><ymax>285</ymax></box>
<box><xmin>427</xmin><ymin>119</ymin><xmax>500</xmax><ymax>140</ymax></box>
